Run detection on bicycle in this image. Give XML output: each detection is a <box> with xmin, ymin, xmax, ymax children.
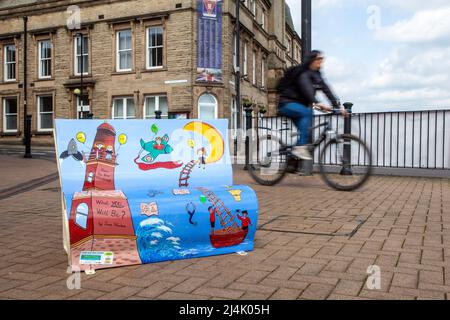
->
<box><xmin>248</xmin><ymin>108</ymin><xmax>373</xmax><ymax>191</ymax></box>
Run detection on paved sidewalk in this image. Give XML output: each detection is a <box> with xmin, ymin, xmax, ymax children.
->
<box><xmin>0</xmin><ymin>155</ymin><xmax>57</xmax><ymax>191</ymax></box>
<box><xmin>0</xmin><ymin>155</ymin><xmax>449</xmax><ymax>300</ymax></box>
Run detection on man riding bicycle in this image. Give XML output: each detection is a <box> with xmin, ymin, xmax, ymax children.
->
<box><xmin>277</xmin><ymin>50</ymin><xmax>348</xmax><ymax>161</ymax></box>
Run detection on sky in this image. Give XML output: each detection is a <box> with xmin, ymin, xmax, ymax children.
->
<box><xmin>285</xmin><ymin>0</ymin><xmax>450</xmax><ymax>113</ymax></box>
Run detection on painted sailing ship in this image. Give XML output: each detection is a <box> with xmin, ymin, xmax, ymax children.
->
<box><xmin>196</xmin><ymin>187</ymin><xmax>248</xmax><ymax>249</ymax></box>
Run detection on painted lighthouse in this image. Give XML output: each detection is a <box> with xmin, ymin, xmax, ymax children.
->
<box><xmin>68</xmin><ymin>123</ymin><xmax>142</xmax><ymax>271</ymax></box>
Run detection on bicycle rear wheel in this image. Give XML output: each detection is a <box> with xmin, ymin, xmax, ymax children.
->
<box><xmin>318</xmin><ymin>134</ymin><xmax>372</xmax><ymax>191</ymax></box>
<box><xmin>248</xmin><ymin>135</ymin><xmax>289</xmax><ymax>186</ymax></box>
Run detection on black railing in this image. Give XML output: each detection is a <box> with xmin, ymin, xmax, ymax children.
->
<box><xmin>252</xmin><ymin>109</ymin><xmax>450</xmax><ymax>170</ymax></box>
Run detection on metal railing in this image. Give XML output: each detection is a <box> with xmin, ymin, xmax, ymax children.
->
<box><xmin>253</xmin><ymin>109</ymin><xmax>450</xmax><ymax>170</ymax></box>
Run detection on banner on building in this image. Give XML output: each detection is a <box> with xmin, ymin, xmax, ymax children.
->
<box><xmin>196</xmin><ymin>0</ymin><xmax>223</xmax><ymax>83</ymax></box>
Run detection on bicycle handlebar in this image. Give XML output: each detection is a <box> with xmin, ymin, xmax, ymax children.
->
<box><xmin>313</xmin><ymin>106</ymin><xmax>342</xmax><ymax>115</ymax></box>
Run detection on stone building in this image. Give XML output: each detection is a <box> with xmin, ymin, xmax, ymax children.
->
<box><xmin>0</xmin><ymin>0</ymin><xmax>300</xmax><ymax>144</ymax></box>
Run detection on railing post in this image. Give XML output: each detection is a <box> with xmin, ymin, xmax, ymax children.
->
<box><xmin>340</xmin><ymin>102</ymin><xmax>353</xmax><ymax>175</ymax></box>
<box><xmin>243</xmin><ymin>105</ymin><xmax>253</xmax><ymax>171</ymax></box>
<box><xmin>24</xmin><ymin>114</ymin><xmax>32</xmax><ymax>158</ymax></box>
<box><xmin>155</xmin><ymin>110</ymin><xmax>162</xmax><ymax>119</ymax></box>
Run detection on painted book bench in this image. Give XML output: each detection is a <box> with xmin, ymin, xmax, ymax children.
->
<box><xmin>54</xmin><ymin>119</ymin><xmax>258</xmax><ymax>272</ymax></box>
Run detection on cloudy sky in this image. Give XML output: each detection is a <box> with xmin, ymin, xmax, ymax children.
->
<box><xmin>285</xmin><ymin>0</ymin><xmax>450</xmax><ymax>113</ymax></box>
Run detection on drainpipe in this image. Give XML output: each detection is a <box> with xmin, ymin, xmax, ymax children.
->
<box><xmin>23</xmin><ymin>16</ymin><xmax>32</xmax><ymax>158</ymax></box>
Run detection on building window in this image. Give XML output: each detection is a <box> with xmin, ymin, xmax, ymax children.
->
<box><xmin>144</xmin><ymin>95</ymin><xmax>168</xmax><ymax>119</ymax></box>
<box><xmin>251</xmin><ymin>0</ymin><xmax>256</xmax><ymax>16</ymax></box>
<box><xmin>4</xmin><ymin>44</ymin><xmax>16</xmax><ymax>81</ymax></box>
<box><xmin>38</xmin><ymin>40</ymin><xmax>52</xmax><ymax>79</ymax></box>
<box><xmin>37</xmin><ymin>95</ymin><xmax>54</xmax><ymax>132</ymax></box>
<box><xmin>261</xmin><ymin>10</ymin><xmax>266</xmax><ymax>30</ymax></box>
<box><xmin>232</xmin><ymin>35</ymin><xmax>237</xmax><ymax>72</ymax></box>
<box><xmin>2</xmin><ymin>97</ymin><xmax>18</xmax><ymax>132</ymax></box>
<box><xmin>74</xmin><ymin>35</ymin><xmax>89</xmax><ymax>75</ymax></box>
<box><xmin>75</xmin><ymin>203</ymin><xmax>89</xmax><ymax>230</ymax></box>
<box><xmin>261</xmin><ymin>57</ymin><xmax>266</xmax><ymax>88</ymax></box>
<box><xmin>243</xmin><ymin>42</ymin><xmax>248</xmax><ymax>77</ymax></box>
<box><xmin>113</xmin><ymin>97</ymin><xmax>135</xmax><ymax>119</ymax></box>
<box><xmin>147</xmin><ymin>26</ymin><xmax>164</xmax><ymax>69</ymax></box>
<box><xmin>77</xmin><ymin>94</ymin><xmax>90</xmax><ymax>119</ymax></box>
<box><xmin>252</xmin><ymin>51</ymin><xmax>256</xmax><ymax>85</ymax></box>
<box><xmin>231</xmin><ymin>97</ymin><xmax>238</xmax><ymax>138</ymax></box>
<box><xmin>286</xmin><ymin>36</ymin><xmax>291</xmax><ymax>56</ymax></box>
<box><xmin>198</xmin><ymin>94</ymin><xmax>217</xmax><ymax>120</ymax></box>
<box><xmin>116</xmin><ymin>30</ymin><xmax>132</xmax><ymax>72</ymax></box>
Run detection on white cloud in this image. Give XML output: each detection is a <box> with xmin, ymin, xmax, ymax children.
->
<box><xmin>381</xmin><ymin>0</ymin><xmax>450</xmax><ymax>11</ymax></box>
<box><xmin>376</xmin><ymin>7</ymin><xmax>450</xmax><ymax>43</ymax></box>
<box><xmin>286</xmin><ymin>0</ymin><xmax>450</xmax><ymax>111</ymax></box>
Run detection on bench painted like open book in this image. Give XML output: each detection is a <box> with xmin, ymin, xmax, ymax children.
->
<box><xmin>54</xmin><ymin>119</ymin><xmax>258</xmax><ymax>272</ymax></box>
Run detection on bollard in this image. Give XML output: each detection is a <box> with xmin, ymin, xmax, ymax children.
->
<box><xmin>340</xmin><ymin>102</ymin><xmax>353</xmax><ymax>175</ymax></box>
<box><xmin>243</xmin><ymin>106</ymin><xmax>253</xmax><ymax>171</ymax></box>
<box><xmin>24</xmin><ymin>115</ymin><xmax>32</xmax><ymax>158</ymax></box>
<box><xmin>155</xmin><ymin>110</ymin><xmax>162</xmax><ymax>119</ymax></box>
<box><xmin>301</xmin><ymin>119</ymin><xmax>314</xmax><ymax>176</ymax></box>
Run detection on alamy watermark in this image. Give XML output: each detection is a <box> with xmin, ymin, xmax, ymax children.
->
<box><xmin>366</xmin><ymin>265</ymin><xmax>381</xmax><ymax>290</ymax></box>
<box><xmin>66</xmin><ymin>266</ymin><xmax>81</xmax><ymax>290</ymax></box>
<box><xmin>367</xmin><ymin>5</ymin><xmax>381</xmax><ymax>31</ymax></box>
<box><xmin>66</xmin><ymin>5</ymin><xmax>81</xmax><ymax>30</ymax></box>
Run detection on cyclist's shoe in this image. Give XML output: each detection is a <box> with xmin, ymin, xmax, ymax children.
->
<box><xmin>292</xmin><ymin>146</ymin><xmax>313</xmax><ymax>160</ymax></box>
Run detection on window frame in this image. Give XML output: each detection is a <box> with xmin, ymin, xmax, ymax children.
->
<box><xmin>76</xmin><ymin>94</ymin><xmax>90</xmax><ymax>119</ymax></box>
<box><xmin>198</xmin><ymin>94</ymin><xmax>218</xmax><ymax>120</ymax></box>
<box><xmin>144</xmin><ymin>95</ymin><xmax>169</xmax><ymax>119</ymax></box>
<box><xmin>74</xmin><ymin>34</ymin><xmax>89</xmax><ymax>76</ymax></box>
<box><xmin>2</xmin><ymin>96</ymin><xmax>18</xmax><ymax>133</ymax></box>
<box><xmin>252</xmin><ymin>50</ymin><xmax>256</xmax><ymax>85</ymax></box>
<box><xmin>146</xmin><ymin>26</ymin><xmax>164</xmax><ymax>70</ymax></box>
<box><xmin>232</xmin><ymin>35</ymin><xmax>237</xmax><ymax>72</ymax></box>
<box><xmin>286</xmin><ymin>35</ymin><xmax>291</xmax><ymax>56</ymax></box>
<box><xmin>115</xmin><ymin>29</ymin><xmax>133</xmax><ymax>72</ymax></box>
<box><xmin>74</xmin><ymin>203</ymin><xmax>89</xmax><ymax>230</ymax></box>
<box><xmin>112</xmin><ymin>96</ymin><xmax>136</xmax><ymax>119</ymax></box>
<box><xmin>4</xmin><ymin>44</ymin><xmax>16</xmax><ymax>82</ymax></box>
<box><xmin>231</xmin><ymin>97</ymin><xmax>238</xmax><ymax>139</ymax></box>
<box><xmin>38</xmin><ymin>40</ymin><xmax>52</xmax><ymax>79</ymax></box>
<box><xmin>261</xmin><ymin>56</ymin><xmax>266</xmax><ymax>88</ymax></box>
<box><xmin>37</xmin><ymin>94</ymin><xmax>54</xmax><ymax>132</ymax></box>
<box><xmin>261</xmin><ymin>10</ymin><xmax>266</xmax><ymax>30</ymax></box>
<box><xmin>243</xmin><ymin>42</ymin><xmax>248</xmax><ymax>77</ymax></box>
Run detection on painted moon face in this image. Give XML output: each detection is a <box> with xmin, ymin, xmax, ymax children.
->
<box><xmin>183</xmin><ymin>122</ymin><xmax>224</xmax><ymax>164</ymax></box>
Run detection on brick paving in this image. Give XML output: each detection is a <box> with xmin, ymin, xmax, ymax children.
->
<box><xmin>0</xmin><ymin>154</ymin><xmax>449</xmax><ymax>300</ymax></box>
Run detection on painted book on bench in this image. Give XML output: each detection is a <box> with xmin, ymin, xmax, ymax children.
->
<box><xmin>54</xmin><ymin>119</ymin><xmax>258</xmax><ymax>271</ymax></box>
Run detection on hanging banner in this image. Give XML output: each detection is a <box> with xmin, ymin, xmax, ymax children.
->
<box><xmin>196</xmin><ymin>0</ymin><xmax>223</xmax><ymax>83</ymax></box>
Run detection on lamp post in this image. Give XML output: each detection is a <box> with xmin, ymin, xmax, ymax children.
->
<box><xmin>301</xmin><ymin>0</ymin><xmax>313</xmax><ymax>175</ymax></box>
<box><xmin>340</xmin><ymin>102</ymin><xmax>354</xmax><ymax>175</ymax></box>
<box><xmin>301</xmin><ymin>0</ymin><xmax>312</xmax><ymax>63</ymax></box>
<box><xmin>23</xmin><ymin>16</ymin><xmax>32</xmax><ymax>158</ymax></box>
<box><xmin>235</xmin><ymin>0</ymin><xmax>242</xmax><ymax>130</ymax></box>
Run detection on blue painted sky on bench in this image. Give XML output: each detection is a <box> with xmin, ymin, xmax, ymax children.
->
<box><xmin>55</xmin><ymin>119</ymin><xmax>258</xmax><ymax>262</ymax></box>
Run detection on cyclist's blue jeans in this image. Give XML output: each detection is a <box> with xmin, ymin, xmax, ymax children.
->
<box><xmin>278</xmin><ymin>102</ymin><xmax>313</xmax><ymax>146</ymax></box>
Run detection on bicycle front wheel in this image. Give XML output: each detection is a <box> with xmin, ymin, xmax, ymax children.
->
<box><xmin>248</xmin><ymin>135</ymin><xmax>289</xmax><ymax>186</ymax></box>
<box><xmin>318</xmin><ymin>134</ymin><xmax>372</xmax><ymax>191</ymax></box>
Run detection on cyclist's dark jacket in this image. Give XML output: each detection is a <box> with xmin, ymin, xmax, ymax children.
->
<box><xmin>278</xmin><ymin>60</ymin><xmax>340</xmax><ymax>109</ymax></box>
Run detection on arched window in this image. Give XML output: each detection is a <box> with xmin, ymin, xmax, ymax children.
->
<box><xmin>198</xmin><ymin>94</ymin><xmax>218</xmax><ymax>120</ymax></box>
<box><xmin>75</xmin><ymin>203</ymin><xmax>89</xmax><ymax>229</ymax></box>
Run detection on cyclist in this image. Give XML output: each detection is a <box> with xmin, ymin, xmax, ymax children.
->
<box><xmin>277</xmin><ymin>50</ymin><xmax>348</xmax><ymax>160</ymax></box>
